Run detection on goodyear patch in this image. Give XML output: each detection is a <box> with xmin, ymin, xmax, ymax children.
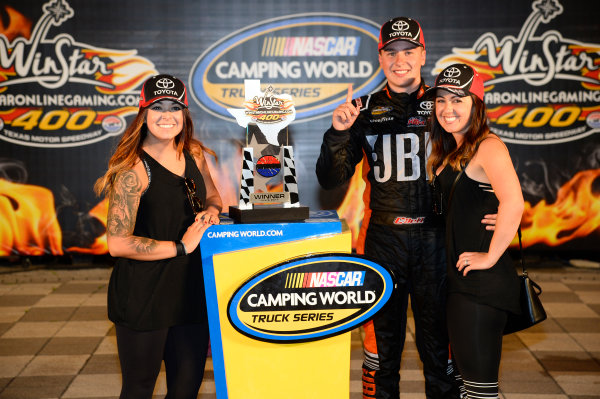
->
<box><xmin>371</xmin><ymin>106</ymin><xmax>392</xmax><ymax>116</ymax></box>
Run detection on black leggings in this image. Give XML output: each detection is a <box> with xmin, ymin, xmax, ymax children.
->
<box><xmin>447</xmin><ymin>293</ymin><xmax>507</xmax><ymax>399</ymax></box>
<box><xmin>115</xmin><ymin>323</ymin><xmax>210</xmax><ymax>399</ymax></box>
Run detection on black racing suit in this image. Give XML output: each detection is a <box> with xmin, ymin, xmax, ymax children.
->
<box><xmin>316</xmin><ymin>82</ymin><xmax>458</xmax><ymax>399</ymax></box>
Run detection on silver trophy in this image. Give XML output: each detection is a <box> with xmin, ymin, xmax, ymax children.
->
<box><xmin>227</xmin><ymin>80</ymin><xmax>309</xmax><ymax>223</ymax></box>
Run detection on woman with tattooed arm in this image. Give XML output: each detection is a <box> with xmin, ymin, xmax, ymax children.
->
<box><xmin>94</xmin><ymin>74</ymin><xmax>222</xmax><ymax>399</ymax></box>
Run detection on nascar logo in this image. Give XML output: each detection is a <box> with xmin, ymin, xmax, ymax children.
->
<box><xmin>285</xmin><ymin>271</ymin><xmax>365</xmax><ymax>288</ymax></box>
<box><xmin>189</xmin><ymin>13</ymin><xmax>385</xmax><ymax>122</ymax></box>
<box><xmin>227</xmin><ymin>253</ymin><xmax>393</xmax><ymax>343</ymax></box>
<box><xmin>261</xmin><ymin>36</ymin><xmax>359</xmax><ymax>57</ymax></box>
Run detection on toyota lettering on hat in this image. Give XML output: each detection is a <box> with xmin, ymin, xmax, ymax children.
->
<box><xmin>139</xmin><ymin>74</ymin><xmax>188</xmax><ymax>108</ymax></box>
<box><xmin>430</xmin><ymin>63</ymin><xmax>484</xmax><ymax>101</ymax></box>
<box><xmin>378</xmin><ymin>17</ymin><xmax>425</xmax><ymax>50</ymax></box>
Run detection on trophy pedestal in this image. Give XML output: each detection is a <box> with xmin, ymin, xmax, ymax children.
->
<box><xmin>228</xmin><ymin>205</ymin><xmax>309</xmax><ymax>223</ymax></box>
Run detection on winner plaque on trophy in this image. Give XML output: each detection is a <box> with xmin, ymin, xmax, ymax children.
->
<box><xmin>227</xmin><ymin>80</ymin><xmax>309</xmax><ymax>223</ymax></box>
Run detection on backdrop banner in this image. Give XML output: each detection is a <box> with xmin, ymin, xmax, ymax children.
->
<box><xmin>0</xmin><ymin>0</ymin><xmax>598</xmax><ymax>258</ymax></box>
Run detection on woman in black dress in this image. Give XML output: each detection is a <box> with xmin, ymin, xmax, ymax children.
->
<box><xmin>94</xmin><ymin>74</ymin><xmax>222</xmax><ymax>398</ymax></box>
<box><xmin>426</xmin><ymin>64</ymin><xmax>524</xmax><ymax>399</ymax></box>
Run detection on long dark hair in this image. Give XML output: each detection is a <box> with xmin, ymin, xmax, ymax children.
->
<box><xmin>426</xmin><ymin>93</ymin><xmax>490</xmax><ymax>180</ymax></box>
<box><xmin>94</xmin><ymin>106</ymin><xmax>216</xmax><ymax>196</ymax></box>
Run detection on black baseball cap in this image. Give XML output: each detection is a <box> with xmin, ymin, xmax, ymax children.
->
<box><xmin>139</xmin><ymin>74</ymin><xmax>188</xmax><ymax>108</ymax></box>
<box><xmin>428</xmin><ymin>63</ymin><xmax>485</xmax><ymax>101</ymax></box>
<box><xmin>378</xmin><ymin>17</ymin><xmax>425</xmax><ymax>50</ymax></box>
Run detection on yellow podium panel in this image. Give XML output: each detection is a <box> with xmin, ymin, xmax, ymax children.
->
<box><xmin>200</xmin><ymin>214</ymin><xmax>352</xmax><ymax>398</ymax></box>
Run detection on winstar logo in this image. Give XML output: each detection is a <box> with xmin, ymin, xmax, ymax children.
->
<box><xmin>0</xmin><ymin>0</ymin><xmax>157</xmax><ymax>148</ymax></box>
<box><xmin>432</xmin><ymin>0</ymin><xmax>600</xmax><ymax>145</ymax></box>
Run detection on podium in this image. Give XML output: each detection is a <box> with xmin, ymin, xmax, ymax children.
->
<box><xmin>200</xmin><ymin>211</ymin><xmax>352</xmax><ymax>398</ymax></box>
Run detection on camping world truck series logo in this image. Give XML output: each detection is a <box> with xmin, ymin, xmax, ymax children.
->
<box><xmin>433</xmin><ymin>0</ymin><xmax>600</xmax><ymax>145</ymax></box>
<box><xmin>228</xmin><ymin>254</ymin><xmax>393</xmax><ymax>343</ymax></box>
<box><xmin>189</xmin><ymin>13</ymin><xmax>386</xmax><ymax>122</ymax></box>
<box><xmin>0</xmin><ymin>0</ymin><xmax>157</xmax><ymax>148</ymax></box>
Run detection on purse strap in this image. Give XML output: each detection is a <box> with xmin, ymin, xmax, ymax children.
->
<box><xmin>517</xmin><ymin>226</ymin><xmax>542</xmax><ymax>295</ymax></box>
<box><xmin>517</xmin><ymin>226</ymin><xmax>527</xmax><ymax>275</ymax></box>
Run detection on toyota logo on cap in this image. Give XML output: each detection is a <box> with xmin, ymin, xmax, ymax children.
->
<box><xmin>429</xmin><ymin>63</ymin><xmax>485</xmax><ymax>101</ymax></box>
<box><xmin>139</xmin><ymin>74</ymin><xmax>188</xmax><ymax>108</ymax></box>
<box><xmin>444</xmin><ymin>67</ymin><xmax>462</xmax><ymax>78</ymax></box>
<box><xmin>378</xmin><ymin>16</ymin><xmax>425</xmax><ymax>50</ymax></box>
<box><xmin>392</xmin><ymin>20</ymin><xmax>410</xmax><ymax>32</ymax></box>
<box><xmin>156</xmin><ymin>78</ymin><xmax>175</xmax><ymax>89</ymax></box>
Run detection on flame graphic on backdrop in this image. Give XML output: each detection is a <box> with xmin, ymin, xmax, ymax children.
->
<box><xmin>206</xmin><ymin>150</ymin><xmax>241</xmax><ymax>214</ymax></box>
<box><xmin>336</xmin><ymin>165</ymin><xmax>600</xmax><ymax>250</ymax></box>
<box><xmin>0</xmin><ymin>5</ymin><xmax>32</xmax><ymax>42</ymax></box>
<box><xmin>1</xmin><ymin>168</ymin><xmax>597</xmax><ymax>256</ymax></box>
<box><xmin>336</xmin><ymin>161</ymin><xmax>366</xmax><ymax>248</ymax></box>
<box><xmin>0</xmin><ymin>179</ymin><xmax>62</xmax><ymax>256</ymax></box>
<box><xmin>569</xmin><ymin>44</ymin><xmax>600</xmax><ymax>91</ymax></box>
<box><xmin>520</xmin><ymin>169</ymin><xmax>600</xmax><ymax>247</ymax></box>
<box><xmin>66</xmin><ymin>198</ymin><xmax>109</xmax><ymax>254</ymax></box>
<box><xmin>89</xmin><ymin>48</ymin><xmax>157</xmax><ymax>94</ymax></box>
<box><xmin>0</xmin><ymin>5</ymin><xmax>32</xmax><ymax>87</ymax></box>
<box><xmin>433</xmin><ymin>52</ymin><xmax>505</xmax><ymax>84</ymax></box>
<box><xmin>0</xmin><ymin>149</ymin><xmax>241</xmax><ymax>256</ymax></box>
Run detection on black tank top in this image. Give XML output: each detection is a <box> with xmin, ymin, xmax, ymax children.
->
<box><xmin>107</xmin><ymin>150</ymin><xmax>208</xmax><ymax>330</ymax></box>
<box><xmin>436</xmin><ymin>165</ymin><xmax>521</xmax><ymax>314</ymax></box>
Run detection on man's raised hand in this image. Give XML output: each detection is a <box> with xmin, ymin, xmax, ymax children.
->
<box><xmin>332</xmin><ymin>84</ymin><xmax>361</xmax><ymax>131</ymax></box>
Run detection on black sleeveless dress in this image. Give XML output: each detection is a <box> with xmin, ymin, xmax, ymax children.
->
<box><xmin>435</xmin><ymin>165</ymin><xmax>521</xmax><ymax>314</ymax></box>
<box><xmin>107</xmin><ymin>150</ymin><xmax>208</xmax><ymax>331</ymax></box>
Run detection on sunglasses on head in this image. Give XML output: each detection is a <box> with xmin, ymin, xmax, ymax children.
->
<box><xmin>184</xmin><ymin>177</ymin><xmax>203</xmax><ymax>215</ymax></box>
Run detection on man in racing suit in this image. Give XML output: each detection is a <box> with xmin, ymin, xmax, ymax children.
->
<box><xmin>316</xmin><ymin>17</ymin><xmax>457</xmax><ymax>399</ymax></box>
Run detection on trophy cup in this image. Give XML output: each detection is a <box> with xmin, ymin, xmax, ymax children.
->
<box><xmin>227</xmin><ymin>80</ymin><xmax>309</xmax><ymax>223</ymax></box>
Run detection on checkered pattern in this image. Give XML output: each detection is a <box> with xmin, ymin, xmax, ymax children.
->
<box><xmin>238</xmin><ymin>147</ymin><xmax>254</xmax><ymax>210</ymax></box>
<box><xmin>282</xmin><ymin>146</ymin><xmax>299</xmax><ymax>208</ymax></box>
<box><xmin>1</xmin><ymin>266</ymin><xmax>599</xmax><ymax>398</ymax></box>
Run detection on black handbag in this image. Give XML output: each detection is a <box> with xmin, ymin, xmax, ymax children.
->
<box><xmin>503</xmin><ymin>227</ymin><xmax>547</xmax><ymax>334</ymax></box>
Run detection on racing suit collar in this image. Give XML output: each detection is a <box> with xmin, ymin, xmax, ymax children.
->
<box><xmin>384</xmin><ymin>80</ymin><xmax>428</xmax><ymax>102</ymax></box>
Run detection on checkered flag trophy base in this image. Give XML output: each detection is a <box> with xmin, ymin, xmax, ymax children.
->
<box><xmin>282</xmin><ymin>146</ymin><xmax>299</xmax><ymax>208</ymax></box>
<box><xmin>228</xmin><ymin>144</ymin><xmax>309</xmax><ymax>223</ymax></box>
<box><xmin>237</xmin><ymin>147</ymin><xmax>254</xmax><ymax>210</ymax></box>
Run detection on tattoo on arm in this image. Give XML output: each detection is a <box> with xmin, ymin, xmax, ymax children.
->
<box><xmin>107</xmin><ymin>170</ymin><xmax>162</xmax><ymax>256</ymax></box>
<box><xmin>107</xmin><ymin>170</ymin><xmax>142</xmax><ymax>237</ymax></box>
<box><xmin>129</xmin><ymin>237</ymin><xmax>158</xmax><ymax>254</ymax></box>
